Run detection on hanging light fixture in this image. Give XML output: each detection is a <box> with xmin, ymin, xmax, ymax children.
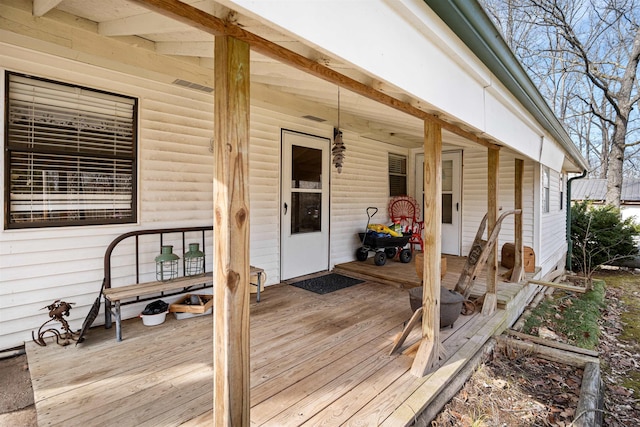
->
<box><xmin>332</xmin><ymin>87</ymin><xmax>346</xmax><ymax>173</ymax></box>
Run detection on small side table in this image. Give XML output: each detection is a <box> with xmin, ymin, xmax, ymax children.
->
<box><xmin>250</xmin><ymin>266</ymin><xmax>265</xmax><ymax>302</ymax></box>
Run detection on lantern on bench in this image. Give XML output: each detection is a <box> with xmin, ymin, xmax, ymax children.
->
<box><xmin>184</xmin><ymin>243</ymin><xmax>205</xmax><ymax>276</ymax></box>
<box><xmin>155</xmin><ymin>245</ymin><xmax>179</xmax><ymax>281</ymax></box>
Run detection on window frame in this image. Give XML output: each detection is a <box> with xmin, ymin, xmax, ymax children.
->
<box><xmin>542</xmin><ymin>166</ymin><xmax>550</xmax><ymax>213</ymax></box>
<box><xmin>559</xmin><ymin>173</ymin><xmax>564</xmax><ymax>211</ymax></box>
<box><xmin>388</xmin><ymin>153</ymin><xmax>407</xmax><ymax>197</ymax></box>
<box><xmin>4</xmin><ymin>72</ymin><xmax>138</xmax><ymax>229</ymax></box>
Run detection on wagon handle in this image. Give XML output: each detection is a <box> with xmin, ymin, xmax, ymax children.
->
<box><xmin>367</xmin><ymin>207</ymin><xmax>378</xmax><ymax>219</ymax></box>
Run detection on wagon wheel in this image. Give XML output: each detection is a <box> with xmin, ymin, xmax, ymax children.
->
<box><xmin>374</xmin><ymin>251</ymin><xmax>387</xmax><ymax>266</ymax></box>
<box><xmin>399</xmin><ymin>249</ymin><xmax>412</xmax><ymax>263</ymax></box>
<box><xmin>385</xmin><ymin>247</ymin><xmax>397</xmax><ymax>259</ymax></box>
<box><xmin>355</xmin><ymin>247</ymin><xmax>369</xmax><ymax>261</ymax></box>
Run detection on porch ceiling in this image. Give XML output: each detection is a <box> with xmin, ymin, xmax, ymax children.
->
<box><xmin>25</xmin><ymin>0</ymin><xmax>483</xmax><ymax>150</ymax></box>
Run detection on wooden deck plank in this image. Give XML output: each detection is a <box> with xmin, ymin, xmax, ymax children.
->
<box><xmin>29</xmin><ymin>315</ymin><xmax>211</xmax><ymax>400</ymax></box>
<box><xmin>251</xmin><ymin>307</ymin><xmax>409</xmax><ymax>397</ymax></box>
<box><xmin>381</xmin><ymin>309</ymin><xmax>508</xmax><ymax>427</ymax></box>
<box><xmin>252</xmin><ymin>288</ymin><xmax>408</xmax><ymax>359</ymax></box>
<box><xmin>25</xmin><ymin>262</ymin><xmax>533</xmax><ymax>427</ymax></box>
<box><xmin>300</xmin><ymin>355</ymin><xmax>414</xmax><ymax>426</ymax></box>
<box><xmin>259</xmin><ymin>354</ymin><xmax>407</xmax><ymax>427</ymax></box>
<box><xmin>251</xmin><ymin>326</ymin><xmax>401</xmax><ymax>423</ymax></box>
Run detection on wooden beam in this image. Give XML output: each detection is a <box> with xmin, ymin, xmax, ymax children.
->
<box><xmin>482</xmin><ymin>149</ymin><xmax>499</xmax><ymax>315</ymax></box>
<box><xmin>213</xmin><ymin>35</ymin><xmax>250</xmax><ymax>426</ymax></box>
<box><xmin>506</xmin><ymin>330</ymin><xmax>599</xmax><ymax>357</ymax></box>
<box><xmin>411</xmin><ymin>120</ymin><xmax>443</xmax><ymax>377</ymax></box>
<box><xmin>575</xmin><ymin>362</ymin><xmax>603</xmax><ymax>427</ymax></box>
<box><xmin>510</xmin><ymin>158</ymin><xmax>525</xmax><ymax>283</ymax></box>
<box><xmin>132</xmin><ymin>0</ymin><xmax>501</xmax><ymax>150</ymax></box>
<box><xmin>528</xmin><ymin>279</ymin><xmax>587</xmax><ymax>293</ymax></box>
<box><xmin>495</xmin><ymin>335</ymin><xmax>599</xmax><ymax>368</ymax></box>
<box><xmin>32</xmin><ymin>0</ymin><xmax>61</xmax><ymax>17</ymax></box>
<box><xmin>99</xmin><ymin>10</ymin><xmax>190</xmax><ymax>36</ymax></box>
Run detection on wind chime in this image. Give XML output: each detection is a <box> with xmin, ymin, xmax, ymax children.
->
<box><xmin>332</xmin><ymin>87</ymin><xmax>346</xmax><ymax>173</ymax></box>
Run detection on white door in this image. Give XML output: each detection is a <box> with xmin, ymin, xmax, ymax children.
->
<box><xmin>281</xmin><ymin>130</ymin><xmax>330</xmax><ymax>280</ymax></box>
<box><xmin>415</xmin><ymin>151</ymin><xmax>462</xmax><ymax>255</ymax></box>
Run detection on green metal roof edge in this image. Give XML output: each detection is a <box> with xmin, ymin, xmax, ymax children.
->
<box><xmin>423</xmin><ymin>0</ymin><xmax>588</xmax><ymax>170</ymax></box>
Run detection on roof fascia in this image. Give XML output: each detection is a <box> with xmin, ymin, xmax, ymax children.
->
<box><xmin>423</xmin><ymin>0</ymin><xmax>588</xmax><ymax>171</ymax></box>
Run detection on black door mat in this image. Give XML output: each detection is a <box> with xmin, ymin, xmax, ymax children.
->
<box><xmin>288</xmin><ymin>273</ymin><xmax>365</xmax><ymax>295</ymax></box>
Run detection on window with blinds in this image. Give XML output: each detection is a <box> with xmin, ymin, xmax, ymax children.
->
<box><xmin>388</xmin><ymin>153</ymin><xmax>407</xmax><ymax>197</ymax></box>
<box><xmin>5</xmin><ymin>72</ymin><xmax>137</xmax><ymax>228</ymax></box>
<box><xmin>542</xmin><ymin>166</ymin><xmax>550</xmax><ymax>213</ymax></box>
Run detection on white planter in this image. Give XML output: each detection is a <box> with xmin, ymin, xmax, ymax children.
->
<box><xmin>139</xmin><ymin>311</ymin><xmax>168</xmax><ymax>326</ymax></box>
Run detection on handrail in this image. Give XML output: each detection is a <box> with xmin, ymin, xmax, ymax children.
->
<box><xmin>103</xmin><ymin>226</ymin><xmax>213</xmax><ymax>290</ymax></box>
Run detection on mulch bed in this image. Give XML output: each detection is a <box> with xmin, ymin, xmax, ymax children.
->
<box><xmin>431</xmin><ymin>284</ymin><xmax>640</xmax><ymax>426</ymax></box>
<box><xmin>431</xmin><ymin>347</ymin><xmax>583</xmax><ymax>426</ymax></box>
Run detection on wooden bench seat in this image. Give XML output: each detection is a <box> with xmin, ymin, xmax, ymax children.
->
<box><xmin>104</xmin><ymin>273</ymin><xmax>214</xmax><ymax>302</ymax></box>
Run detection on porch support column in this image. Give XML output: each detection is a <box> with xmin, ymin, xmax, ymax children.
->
<box><xmin>510</xmin><ymin>159</ymin><xmax>525</xmax><ymax>283</ymax></box>
<box><xmin>213</xmin><ymin>35</ymin><xmax>250</xmax><ymax>426</ymax></box>
<box><xmin>411</xmin><ymin>119</ymin><xmax>443</xmax><ymax>377</ymax></box>
<box><xmin>482</xmin><ymin>148</ymin><xmax>499</xmax><ymax>315</ymax></box>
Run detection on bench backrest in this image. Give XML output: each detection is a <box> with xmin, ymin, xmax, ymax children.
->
<box><xmin>103</xmin><ymin>226</ymin><xmax>214</xmax><ymax>289</ymax></box>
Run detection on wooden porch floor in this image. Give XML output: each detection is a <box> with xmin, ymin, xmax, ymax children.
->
<box><xmin>334</xmin><ymin>254</ymin><xmax>527</xmax><ymax>309</ymax></box>
<box><xmin>25</xmin><ymin>256</ymin><xmax>535</xmax><ymax>426</ymax></box>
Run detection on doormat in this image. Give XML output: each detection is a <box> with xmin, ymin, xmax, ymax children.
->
<box><xmin>289</xmin><ymin>273</ymin><xmax>365</xmax><ymax>295</ymax></box>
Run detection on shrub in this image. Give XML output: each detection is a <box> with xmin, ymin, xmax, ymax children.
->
<box><xmin>570</xmin><ymin>200</ymin><xmax>640</xmax><ymax>278</ymax></box>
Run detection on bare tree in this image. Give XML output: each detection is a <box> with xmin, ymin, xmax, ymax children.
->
<box><xmin>481</xmin><ymin>0</ymin><xmax>640</xmax><ymax>207</ymax></box>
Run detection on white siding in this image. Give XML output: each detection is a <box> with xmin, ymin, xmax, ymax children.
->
<box><xmin>461</xmin><ymin>149</ymin><xmax>536</xmax><ymax>262</ymax></box>
<box><xmin>0</xmin><ymin>45</ymin><xmax>219</xmax><ymax>350</ymax></box>
<box><xmin>0</xmin><ymin>45</ymin><xmax>410</xmax><ymax>350</ymax></box>
<box><xmin>539</xmin><ymin>167</ymin><xmax>567</xmax><ymax>275</ymax></box>
<box><xmin>330</xmin><ymin>135</ymin><xmax>408</xmax><ymax>266</ymax></box>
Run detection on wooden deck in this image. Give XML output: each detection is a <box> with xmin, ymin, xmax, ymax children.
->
<box><xmin>25</xmin><ymin>256</ymin><xmax>539</xmax><ymax>426</ymax></box>
<box><xmin>334</xmin><ymin>254</ymin><xmax>527</xmax><ymax>309</ymax></box>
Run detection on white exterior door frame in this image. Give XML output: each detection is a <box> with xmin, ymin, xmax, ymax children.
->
<box><xmin>415</xmin><ymin>150</ymin><xmax>462</xmax><ymax>255</ymax></box>
<box><xmin>280</xmin><ymin>130</ymin><xmax>330</xmax><ymax>280</ymax></box>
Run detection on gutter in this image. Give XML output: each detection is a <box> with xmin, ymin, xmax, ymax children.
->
<box><xmin>423</xmin><ymin>0</ymin><xmax>588</xmax><ymax>171</ymax></box>
<box><xmin>566</xmin><ymin>170</ymin><xmax>588</xmax><ymax>270</ymax></box>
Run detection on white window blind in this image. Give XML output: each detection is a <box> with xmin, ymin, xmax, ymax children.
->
<box><xmin>389</xmin><ymin>153</ymin><xmax>407</xmax><ymax>197</ymax></box>
<box><xmin>6</xmin><ymin>73</ymin><xmax>137</xmax><ymax>228</ymax></box>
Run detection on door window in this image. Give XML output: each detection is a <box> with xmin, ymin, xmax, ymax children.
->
<box><xmin>291</xmin><ymin>145</ymin><xmax>322</xmax><ymax>234</ymax></box>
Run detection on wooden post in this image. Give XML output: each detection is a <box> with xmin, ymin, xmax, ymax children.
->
<box><xmin>213</xmin><ymin>35</ymin><xmax>250</xmax><ymax>426</ymax></box>
<box><xmin>482</xmin><ymin>149</ymin><xmax>499</xmax><ymax>315</ymax></box>
<box><xmin>411</xmin><ymin>119</ymin><xmax>443</xmax><ymax>377</ymax></box>
<box><xmin>510</xmin><ymin>159</ymin><xmax>525</xmax><ymax>283</ymax></box>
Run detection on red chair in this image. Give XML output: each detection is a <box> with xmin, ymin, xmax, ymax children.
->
<box><xmin>388</xmin><ymin>195</ymin><xmax>424</xmax><ymax>252</ymax></box>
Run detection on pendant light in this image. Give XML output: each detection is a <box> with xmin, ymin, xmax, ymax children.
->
<box><xmin>332</xmin><ymin>87</ymin><xmax>346</xmax><ymax>173</ymax></box>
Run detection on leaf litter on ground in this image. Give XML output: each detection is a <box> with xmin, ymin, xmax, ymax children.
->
<box><xmin>431</xmin><ymin>271</ymin><xmax>640</xmax><ymax>427</ymax></box>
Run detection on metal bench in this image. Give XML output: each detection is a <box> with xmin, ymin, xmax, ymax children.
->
<box><xmin>103</xmin><ymin>226</ymin><xmax>213</xmax><ymax>342</ymax></box>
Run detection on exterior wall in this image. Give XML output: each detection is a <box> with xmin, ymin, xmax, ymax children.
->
<box><xmin>0</xmin><ymin>43</ymin><xmax>408</xmax><ymax>351</ymax></box>
<box><xmin>0</xmin><ymin>44</ymin><xmax>216</xmax><ymax>350</ymax></box>
<box><xmin>538</xmin><ymin>167</ymin><xmax>568</xmax><ymax>277</ymax></box>
<box><xmin>330</xmin><ymin>135</ymin><xmax>409</xmax><ymax>266</ymax></box>
<box><xmin>461</xmin><ymin>148</ymin><xmax>536</xmax><ymax>258</ymax></box>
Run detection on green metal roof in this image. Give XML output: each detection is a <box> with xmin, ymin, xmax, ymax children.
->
<box><xmin>423</xmin><ymin>0</ymin><xmax>588</xmax><ymax>171</ymax></box>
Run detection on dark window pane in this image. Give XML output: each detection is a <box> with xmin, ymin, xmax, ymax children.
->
<box><xmin>442</xmin><ymin>194</ymin><xmax>453</xmax><ymax>224</ymax></box>
<box><xmin>291</xmin><ymin>192</ymin><xmax>321</xmax><ymax>234</ymax></box>
<box><xmin>389</xmin><ymin>154</ymin><xmax>407</xmax><ymax>197</ymax></box>
<box><xmin>292</xmin><ymin>145</ymin><xmax>322</xmax><ymax>189</ymax></box>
